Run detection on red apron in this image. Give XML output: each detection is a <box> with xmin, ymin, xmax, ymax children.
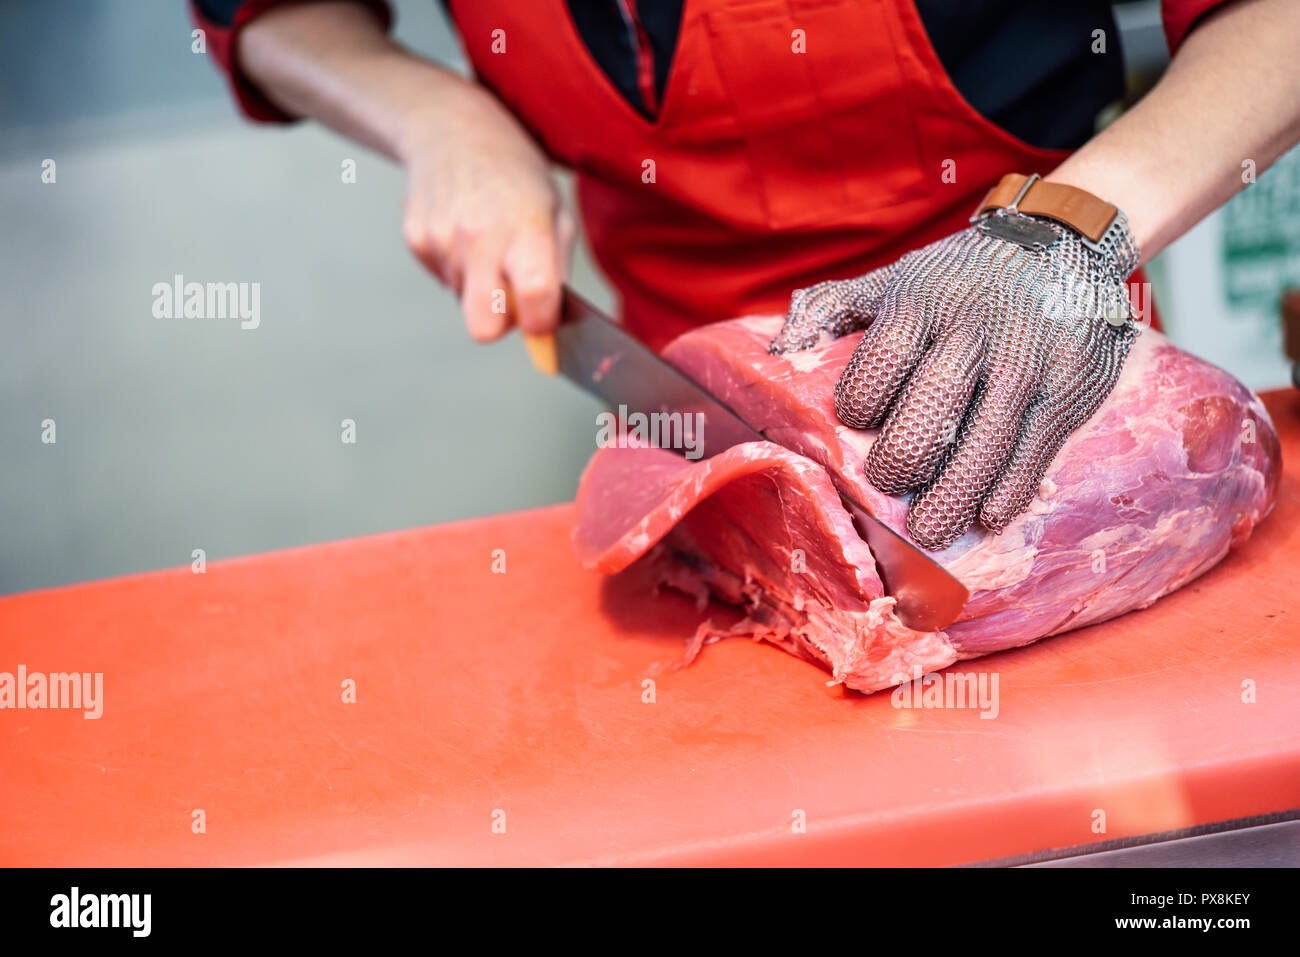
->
<box><xmin>450</xmin><ymin>0</ymin><xmax>1153</xmax><ymax>350</ymax></box>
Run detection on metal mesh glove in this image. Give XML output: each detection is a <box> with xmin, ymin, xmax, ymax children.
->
<box><xmin>770</xmin><ymin>208</ymin><xmax>1141</xmax><ymax>550</ymax></box>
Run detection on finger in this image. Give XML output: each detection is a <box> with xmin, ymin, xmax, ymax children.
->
<box><xmin>503</xmin><ymin>223</ymin><xmax>563</xmax><ymax>335</ymax></box>
<box><xmin>460</xmin><ymin>244</ymin><xmax>511</xmax><ymax>342</ymax></box>
<box><xmin>979</xmin><ymin>331</ymin><xmax>1132</xmax><ymax>531</ymax></box>
<box><xmin>904</xmin><ymin>372</ymin><xmax>1038</xmax><ymax>549</ymax></box>
<box><xmin>768</xmin><ymin>263</ymin><xmax>895</xmax><ymax>356</ymax></box>
<box><xmin>864</xmin><ymin>324</ymin><xmax>984</xmax><ymax>494</ymax></box>
<box><xmin>832</xmin><ymin>292</ymin><xmax>932</xmax><ymax>429</ymax></box>
<box><xmin>403</xmin><ymin>201</ymin><xmax>461</xmax><ymax>291</ymax></box>
<box><xmin>403</xmin><ymin>187</ymin><xmax>460</xmax><ymax>278</ymax></box>
<box><xmin>403</xmin><ymin>211</ymin><xmax>441</xmax><ymax>282</ymax></box>
<box><xmin>976</xmin><ymin>401</ymin><xmax>1072</xmax><ymax>533</ymax></box>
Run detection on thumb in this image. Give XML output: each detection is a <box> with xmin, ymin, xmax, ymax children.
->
<box><xmin>768</xmin><ymin>262</ymin><xmax>897</xmax><ymax>356</ymax></box>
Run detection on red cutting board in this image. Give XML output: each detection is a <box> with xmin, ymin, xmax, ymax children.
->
<box><xmin>2</xmin><ymin>394</ymin><xmax>1298</xmax><ymax>867</ymax></box>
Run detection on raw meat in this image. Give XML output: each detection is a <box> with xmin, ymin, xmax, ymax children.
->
<box><xmin>573</xmin><ymin>316</ymin><xmax>1281</xmax><ymax>693</ymax></box>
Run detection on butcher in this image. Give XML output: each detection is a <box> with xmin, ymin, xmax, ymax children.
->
<box><xmin>194</xmin><ymin>0</ymin><xmax>1300</xmax><ymax>547</ymax></box>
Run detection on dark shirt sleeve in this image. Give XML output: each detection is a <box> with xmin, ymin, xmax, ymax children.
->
<box><xmin>190</xmin><ymin>0</ymin><xmax>393</xmax><ymax>123</ymax></box>
<box><xmin>1162</xmin><ymin>0</ymin><xmax>1233</xmax><ymax>54</ymax></box>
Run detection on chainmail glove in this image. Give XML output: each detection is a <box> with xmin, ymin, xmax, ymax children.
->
<box><xmin>769</xmin><ymin>206</ymin><xmax>1141</xmax><ymax>550</ymax></box>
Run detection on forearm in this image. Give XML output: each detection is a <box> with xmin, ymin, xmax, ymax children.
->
<box><xmin>238</xmin><ymin>1</ymin><xmax>486</xmax><ymax>162</ymax></box>
<box><xmin>1046</xmin><ymin>0</ymin><xmax>1300</xmax><ymax>263</ymax></box>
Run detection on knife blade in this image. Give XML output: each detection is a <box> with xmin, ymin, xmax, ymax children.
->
<box><xmin>534</xmin><ymin>288</ymin><xmax>969</xmax><ymax>632</ymax></box>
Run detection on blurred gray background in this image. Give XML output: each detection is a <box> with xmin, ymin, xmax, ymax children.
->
<box><xmin>0</xmin><ymin>0</ymin><xmax>610</xmax><ymax>595</ymax></box>
<box><xmin>1</xmin><ymin>1</ymin><xmax>1294</xmax><ymax>595</ymax></box>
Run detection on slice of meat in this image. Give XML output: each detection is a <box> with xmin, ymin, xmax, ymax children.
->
<box><xmin>576</xmin><ymin>442</ymin><xmax>960</xmax><ymax>688</ymax></box>
<box><xmin>573</xmin><ymin>317</ymin><xmax>1282</xmax><ymax>692</ymax></box>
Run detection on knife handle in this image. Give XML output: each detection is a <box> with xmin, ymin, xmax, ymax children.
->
<box><xmin>501</xmin><ymin>284</ymin><xmax>559</xmax><ymax>375</ymax></box>
<box><xmin>522</xmin><ymin>332</ymin><xmax>558</xmax><ymax>376</ymax></box>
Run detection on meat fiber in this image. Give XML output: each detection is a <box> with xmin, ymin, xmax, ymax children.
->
<box><xmin>573</xmin><ymin>317</ymin><xmax>1282</xmax><ymax>693</ymax></box>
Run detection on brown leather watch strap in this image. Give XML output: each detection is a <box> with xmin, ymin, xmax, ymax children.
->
<box><xmin>974</xmin><ymin>173</ymin><xmax>1118</xmax><ymax>244</ymax></box>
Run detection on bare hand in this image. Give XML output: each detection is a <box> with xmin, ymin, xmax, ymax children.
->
<box><xmin>398</xmin><ymin>90</ymin><xmax>576</xmax><ymax>342</ymax></box>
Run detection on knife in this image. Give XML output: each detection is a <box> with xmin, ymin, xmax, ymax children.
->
<box><xmin>522</xmin><ymin>288</ymin><xmax>970</xmax><ymax>632</ymax></box>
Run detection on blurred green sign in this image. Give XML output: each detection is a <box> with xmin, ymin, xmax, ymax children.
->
<box><xmin>1223</xmin><ymin>146</ymin><xmax>1300</xmax><ymax>311</ymax></box>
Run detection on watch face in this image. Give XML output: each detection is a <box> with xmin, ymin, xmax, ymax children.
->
<box><xmin>979</xmin><ymin>215</ymin><xmax>1061</xmax><ymax>251</ymax></box>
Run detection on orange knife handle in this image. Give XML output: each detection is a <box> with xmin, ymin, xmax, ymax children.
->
<box><xmin>522</xmin><ymin>332</ymin><xmax>559</xmax><ymax>375</ymax></box>
<box><xmin>503</xmin><ymin>284</ymin><xmax>559</xmax><ymax>375</ymax></box>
